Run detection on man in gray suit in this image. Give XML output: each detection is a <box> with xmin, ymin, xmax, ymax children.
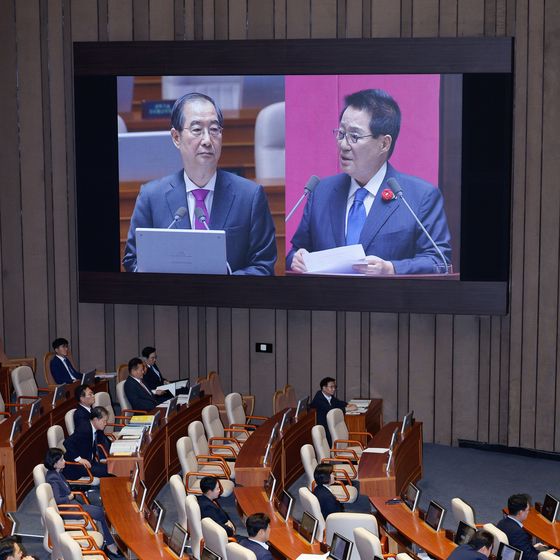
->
<box><xmin>123</xmin><ymin>92</ymin><xmax>277</xmax><ymax>275</ymax></box>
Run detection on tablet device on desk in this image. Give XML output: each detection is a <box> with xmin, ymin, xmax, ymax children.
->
<box><xmin>276</xmin><ymin>489</ymin><xmax>294</xmax><ymax>522</ymax></box>
<box><xmin>497</xmin><ymin>542</ymin><xmax>523</xmax><ymax>560</ymax></box>
<box><xmin>187</xmin><ymin>383</ymin><xmax>201</xmax><ymax>404</ymax></box>
<box><xmin>264</xmin><ymin>472</ymin><xmax>276</xmax><ymax>502</ymax></box>
<box><xmin>146</xmin><ymin>499</ymin><xmax>164</xmax><ymax>533</ymax></box>
<box><xmin>454</xmin><ymin>521</ymin><xmax>477</xmax><ymax>545</ymax></box>
<box><xmin>425</xmin><ymin>500</ymin><xmax>446</xmax><ymax>532</ymax></box>
<box><xmin>401</xmin><ymin>410</ymin><xmax>414</xmax><ymax>435</ymax></box>
<box><xmin>135</xmin><ymin>480</ymin><xmax>148</xmax><ymax>511</ymax></box>
<box><xmin>51</xmin><ymin>385</ymin><xmax>66</xmax><ymax>406</ymax></box>
<box><xmin>164</xmin><ymin>396</ymin><xmax>178</xmax><ymax>419</ymax></box>
<box><xmin>81</xmin><ymin>369</ymin><xmax>96</xmax><ymax>386</ymax></box>
<box><xmin>27</xmin><ymin>399</ymin><xmax>41</xmax><ymax>425</ymax></box>
<box><xmin>401</xmin><ymin>482</ymin><xmax>420</xmax><ymax>512</ymax></box>
<box><xmin>295</xmin><ymin>396</ymin><xmax>309</xmax><ymax>419</ymax></box>
<box><xmin>168</xmin><ymin>523</ymin><xmax>188</xmax><ymax>558</ymax></box>
<box><xmin>9</xmin><ymin>416</ymin><xmax>22</xmax><ymax>443</ymax></box>
<box><xmin>279</xmin><ymin>408</ymin><xmax>292</xmax><ymax>432</ymax></box>
<box><xmin>328</xmin><ymin>532</ymin><xmax>353</xmax><ymax>560</ymax></box>
<box><xmin>299</xmin><ymin>511</ymin><xmax>319</xmax><ymax>544</ymax></box>
<box><xmin>388</xmin><ymin>427</ymin><xmax>400</xmax><ymax>452</ymax></box>
<box><xmin>201</xmin><ymin>547</ymin><xmax>222</xmax><ymax>560</ymax></box>
<box><xmin>541</xmin><ymin>493</ymin><xmax>559</xmax><ymax>522</ymax></box>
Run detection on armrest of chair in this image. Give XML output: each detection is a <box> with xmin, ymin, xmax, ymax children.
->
<box><xmin>330</xmin><ymin>445</ymin><xmax>359</xmax><ymax>461</ymax></box>
<box><xmin>230</xmin><ymin>422</ymin><xmax>257</xmax><ymax>432</ymax></box>
<box><xmin>65</xmin><ymin>462</ymin><xmax>94</xmax><ymax>484</ymax></box>
<box><xmin>332</xmin><ymin>467</ymin><xmax>354</xmax><ymax>486</ymax></box>
<box><xmin>321</xmin><ymin>457</ymin><xmax>357</xmax><ymax>478</ymax></box>
<box><xmin>333</xmin><ymin>438</ymin><xmax>364</xmax><ymax>451</ymax></box>
<box><xmin>16</xmin><ymin>395</ymin><xmax>39</xmax><ymax>404</ymax></box>
<box><xmin>224</xmin><ymin>427</ymin><xmax>250</xmax><ymax>439</ymax></box>
<box><xmin>82</xmin><ymin>550</ymin><xmax>109</xmax><ymax>559</ymax></box>
<box><xmin>72</xmin><ymin>490</ymin><xmax>91</xmax><ymax>504</ymax></box>
<box><xmin>3</xmin><ymin>403</ymin><xmax>25</xmax><ymax>410</ymax></box>
<box><xmin>121</xmin><ymin>408</ymin><xmax>148</xmax><ymax>416</ymax></box>
<box><xmin>59</xmin><ymin>508</ymin><xmax>95</xmax><ymax>528</ymax></box>
<box><xmin>184</xmin><ymin>471</ymin><xmax>223</xmax><ymax>495</ymax></box>
<box><xmin>246</xmin><ymin>414</ymin><xmax>268</xmax><ymax>422</ymax></box>
<box><xmin>38</xmin><ymin>386</ymin><xmax>50</xmax><ymax>393</ymax></box>
<box><xmin>242</xmin><ymin>394</ymin><xmax>255</xmax><ymax>416</ymax></box>
<box><xmin>196</xmin><ymin>456</ymin><xmax>231</xmax><ymax>478</ymax></box>
<box><xmin>66</xmin><ymin>532</ymin><xmax>100</xmax><ymax>551</ymax></box>
<box><xmin>113</xmin><ymin>415</ymin><xmax>131</xmax><ymax>424</ymax></box>
<box><xmin>208</xmin><ymin>436</ymin><xmax>241</xmax><ymax>452</ymax></box>
<box><xmin>208</xmin><ymin>443</ymin><xmax>237</xmax><ymax>458</ymax></box>
<box><xmin>0</xmin><ymin>412</ymin><xmax>9</xmax><ymax>417</ymax></box>
<box><xmin>96</xmin><ymin>443</ymin><xmax>109</xmax><ymax>459</ymax></box>
<box><xmin>331</xmin><ymin>480</ymin><xmax>350</xmax><ymax>502</ymax></box>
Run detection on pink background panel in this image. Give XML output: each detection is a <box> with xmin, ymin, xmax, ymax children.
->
<box><xmin>284</xmin><ymin>74</ymin><xmax>441</xmax><ymax>252</ymax></box>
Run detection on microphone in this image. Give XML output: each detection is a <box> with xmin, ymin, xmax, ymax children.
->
<box><xmin>386</xmin><ymin>178</ymin><xmax>449</xmax><ymax>274</ymax></box>
<box><xmin>167</xmin><ymin>207</ymin><xmax>187</xmax><ymax>229</ymax></box>
<box><xmin>193</xmin><ymin>207</ymin><xmax>232</xmax><ymax>275</ymax></box>
<box><xmin>285</xmin><ymin>175</ymin><xmax>320</xmax><ymax>223</ymax></box>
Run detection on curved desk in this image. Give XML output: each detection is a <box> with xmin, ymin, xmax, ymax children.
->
<box><xmin>519</xmin><ymin>509</ymin><xmax>560</xmax><ymax>549</ymax></box>
<box><xmin>358</xmin><ymin>421</ymin><xmax>423</xmax><ymax>497</ymax></box>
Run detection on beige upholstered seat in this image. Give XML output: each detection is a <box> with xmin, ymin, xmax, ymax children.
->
<box><xmin>94</xmin><ymin>391</ymin><xmax>128</xmax><ymax>436</ymax></box>
<box><xmin>539</xmin><ymin>552</ymin><xmax>560</xmax><ymax>560</ymax></box>
<box><xmin>169</xmin><ymin>474</ymin><xmax>188</xmax><ymax>530</ymax></box>
<box><xmin>299</xmin><ymin>487</ymin><xmax>326</xmax><ymax>542</ymax></box>
<box><xmin>284</xmin><ymin>384</ymin><xmax>297</xmax><ymax>408</ymax></box>
<box><xmin>201</xmin><ymin>517</ymin><xmax>229</xmax><ymax>560</ymax></box>
<box><xmin>33</xmin><ymin>463</ymin><xmax>47</xmax><ymax>487</ymax></box>
<box><xmin>482</xmin><ymin>523</ymin><xmax>509</xmax><ymax>555</ymax></box>
<box><xmin>224</xmin><ymin>392</ymin><xmax>267</xmax><ymax>442</ymax></box>
<box><xmin>227</xmin><ymin>542</ymin><xmax>257</xmax><ymax>560</ymax></box>
<box><xmin>176</xmin><ymin>436</ymin><xmax>234</xmax><ymax>497</ymax></box>
<box><xmin>59</xmin><ymin>531</ymin><xmax>108</xmax><ymax>560</ymax></box>
<box><xmin>65</xmin><ymin>408</ymin><xmax>77</xmax><ymax>436</ymax></box>
<box><xmin>254</xmin><ymin>102</ymin><xmax>285</xmax><ymax>179</ymax></box>
<box><xmin>11</xmin><ymin>365</ymin><xmax>44</xmax><ymax>404</ymax></box>
<box><xmin>116</xmin><ymin>379</ymin><xmax>148</xmax><ymax>417</ymax></box>
<box><xmin>202</xmin><ymin>404</ymin><xmax>244</xmax><ymax>454</ymax></box>
<box><xmin>326</xmin><ymin>513</ymin><xmax>379</xmax><ymax>560</ymax></box>
<box><xmin>0</xmin><ymin>337</ymin><xmax>37</xmax><ymax>374</ymax></box>
<box><xmin>353</xmin><ymin>527</ymin><xmax>383</xmax><ymax>560</ymax></box>
<box><xmin>451</xmin><ymin>497</ymin><xmax>477</xmax><ymax>526</ymax></box>
<box><xmin>396</xmin><ymin>554</ymin><xmax>416</xmax><ymax>560</ymax></box>
<box><xmin>185</xmin><ymin>494</ymin><xmax>203</xmax><ymax>560</ymax></box>
<box><xmin>327</xmin><ymin>408</ymin><xmax>368</xmax><ymax>460</ymax></box>
<box><xmin>311</xmin><ymin>425</ymin><xmax>357</xmax><ymax>480</ymax></box>
<box><xmin>188</xmin><ymin>420</ymin><xmax>236</xmax><ymax>479</ymax></box>
<box><xmin>205</xmin><ymin>371</ymin><xmax>255</xmax><ymax>418</ymax></box>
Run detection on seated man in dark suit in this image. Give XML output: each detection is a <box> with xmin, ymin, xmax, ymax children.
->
<box><xmin>141</xmin><ymin>346</ymin><xmax>169</xmax><ymax>390</ymax></box>
<box><xmin>197</xmin><ymin>476</ymin><xmax>235</xmax><ymax>538</ymax></box>
<box><xmin>63</xmin><ymin>406</ymin><xmax>113</xmax><ymax>479</ymax></box>
<box><xmin>241</xmin><ymin>513</ymin><xmax>273</xmax><ymax>560</ymax></box>
<box><xmin>50</xmin><ymin>337</ymin><xmax>82</xmax><ymax>384</ymax></box>
<box><xmin>312</xmin><ymin>463</ymin><xmax>343</xmax><ymax>520</ymax></box>
<box><xmin>497</xmin><ymin>494</ymin><xmax>557</xmax><ymax>560</ymax></box>
<box><xmin>447</xmin><ymin>529</ymin><xmax>493</xmax><ymax>560</ymax></box>
<box><xmin>73</xmin><ymin>384</ymin><xmax>95</xmax><ymax>431</ymax></box>
<box><xmin>124</xmin><ymin>357</ymin><xmax>168</xmax><ymax>411</ymax></box>
<box><xmin>310</xmin><ymin>376</ymin><xmax>357</xmax><ymax>446</ymax></box>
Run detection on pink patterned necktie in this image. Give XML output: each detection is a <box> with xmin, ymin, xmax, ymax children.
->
<box><xmin>192</xmin><ymin>188</ymin><xmax>210</xmax><ymax>229</ymax></box>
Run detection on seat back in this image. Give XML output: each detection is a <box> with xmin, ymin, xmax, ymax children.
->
<box><xmin>116</xmin><ymin>363</ymin><xmax>129</xmax><ymax>383</ymax></box>
<box><xmin>59</xmin><ymin>531</ymin><xmax>85</xmax><ymax>560</ymax></box>
<box><xmin>177</xmin><ymin>436</ymin><xmax>198</xmax><ymax>479</ymax></box>
<box><xmin>327</xmin><ymin>408</ymin><xmax>350</xmax><ymax>447</ymax></box>
<box><xmin>254</xmin><ymin>102</ymin><xmax>285</xmax><ymax>179</ymax></box>
<box><xmin>482</xmin><ymin>523</ymin><xmax>509</xmax><ymax>555</ymax></box>
<box><xmin>65</xmin><ymin>409</ymin><xmax>76</xmax><ymax>436</ymax></box>
<box><xmin>326</xmin><ymin>513</ymin><xmax>378</xmax><ymax>560</ymax></box>
<box><xmin>43</xmin><ymin>352</ymin><xmax>57</xmax><ymax>386</ymax></box>
<box><xmin>45</xmin><ymin>505</ymin><xmax>66</xmax><ymax>557</ymax></box>
<box><xmin>33</xmin><ymin>464</ymin><xmax>47</xmax><ymax>488</ymax></box>
<box><xmin>11</xmin><ymin>365</ymin><xmax>38</xmax><ymax>402</ymax></box>
<box><xmin>185</xmin><ymin>494</ymin><xmax>203</xmax><ymax>560</ymax></box>
<box><xmin>94</xmin><ymin>391</ymin><xmax>117</xmax><ymax>432</ymax></box>
<box><xmin>353</xmin><ymin>527</ymin><xmax>383</xmax><ymax>560</ymax></box>
<box><xmin>188</xmin><ymin>420</ymin><xmax>210</xmax><ymax>456</ymax></box>
<box><xmin>47</xmin><ymin>425</ymin><xmax>66</xmax><ymax>451</ymax></box>
<box><xmin>300</xmin><ymin>444</ymin><xmax>318</xmax><ymax>489</ymax></box>
<box><xmin>202</xmin><ymin>405</ymin><xmax>224</xmax><ymax>439</ymax></box>
<box><xmin>36</xmin><ymin>482</ymin><xmax>58</xmax><ymax>550</ymax></box>
<box><xmin>451</xmin><ymin>497</ymin><xmax>476</xmax><ymax>526</ymax></box>
<box><xmin>169</xmin><ymin>474</ymin><xmax>188</xmax><ymax>530</ymax></box>
<box><xmin>299</xmin><ymin>487</ymin><xmax>326</xmax><ymax>541</ymax></box>
<box><xmin>227</xmin><ymin>542</ymin><xmax>257</xmax><ymax>560</ymax></box>
<box><xmin>207</xmin><ymin>372</ymin><xmax>226</xmax><ymax>405</ymax></box>
<box><xmin>225</xmin><ymin>392</ymin><xmax>245</xmax><ymax>426</ymax></box>
<box><xmin>311</xmin><ymin>425</ymin><xmax>331</xmax><ymax>461</ymax></box>
<box><xmin>272</xmin><ymin>390</ymin><xmax>284</xmax><ymax>415</ymax></box>
<box><xmin>538</xmin><ymin>552</ymin><xmax>560</xmax><ymax>560</ymax></box>
<box><xmin>284</xmin><ymin>384</ymin><xmax>297</xmax><ymax>409</ymax></box>
<box><xmin>116</xmin><ymin>380</ymin><xmax>132</xmax><ymax>413</ymax></box>
<box><xmin>201</xmin><ymin>517</ymin><xmax>229</xmax><ymax>560</ymax></box>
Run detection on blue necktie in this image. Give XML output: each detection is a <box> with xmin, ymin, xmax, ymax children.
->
<box><xmin>346</xmin><ymin>188</ymin><xmax>369</xmax><ymax>245</ymax></box>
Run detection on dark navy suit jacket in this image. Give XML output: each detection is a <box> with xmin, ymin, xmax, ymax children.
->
<box><xmin>310</xmin><ymin>390</ymin><xmax>347</xmax><ymax>446</ymax></box>
<box><xmin>73</xmin><ymin>405</ymin><xmax>91</xmax><ymax>431</ymax></box>
<box><xmin>50</xmin><ymin>356</ymin><xmax>80</xmax><ymax>384</ymax></box>
<box><xmin>124</xmin><ymin>376</ymin><xmax>166</xmax><ymax>411</ymax></box>
<box><xmin>123</xmin><ymin>169</ymin><xmax>277</xmax><ymax>275</ymax></box>
<box><xmin>497</xmin><ymin>517</ymin><xmax>539</xmax><ymax>560</ymax></box>
<box><xmin>241</xmin><ymin>539</ymin><xmax>273</xmax><ymax>560</ymax></box>
<box><xmin>447</xmin><ymin>544</ymin><xmax>489</xmax><ymax>560</ymax></box>
<box><xmin>286</xmin><ymin>164</ymin><xmax>451</xmax><ymax>274</ymax></box>
<box><xmin>63</xmin><ymin>421</ymin><xmax>111</xmax><ymax>479</ymax></box>
<box><xmin>197</xmin><ymin>495</ymin><xmax>234</xmax><ymax>537</ymax></box>
<box><xmin>143</xmin><ymin>365</ymin><xmax>165</xmax><ymax>391</ymax></box>
<box><xmin>313</xmin><ymin>484</ymin><xmax>343</xmax><ymax>520</ymax></box>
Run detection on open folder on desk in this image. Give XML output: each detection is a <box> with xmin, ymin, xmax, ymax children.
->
<box><xmin>156</xmin><ymin>379</ymin><xmax>189</xmax><ymax>396</ymax></box>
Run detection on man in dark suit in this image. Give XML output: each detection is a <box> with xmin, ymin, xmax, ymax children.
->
<box><xmin>287</xmin><ymin>89</ymin><xmax>451</xmax><ymax>275</ymax></box>
<box><xmin>50</xmin><ymin>337</ymin><xmax>82</xmax><ymax>384</ymax></box>
<box><xmin>141</xmin><ymin>346</ymin><xmax>170</xmax><ymax>391</ymax></box>
<box><xmin>124</xmin><ymin>357</ymin><xmax>168</xmax><ymax>411</ymax></box>
<box><xmin>73</xmin><ymin>384</ymin><xmax>95</xmax><ymax>431</ymax></box>
<box><xmin>447</xmin><ymin>529</ymin><xmax>493</xmax><ymax>560</ymax></box>
<box><xmin>497</xmin><ymin>494</ymin><xmax>557</xmax><ymax>560</ymax></box>
<box><xmin>312</xmin><ymin>464</ymin><xmax>343</xmax><ymax>520</ymax></box>
<box><xmin>63</xmin><ymin>406</ymin><xmax>113</xmax><ymax>479</ymax></box>
<box><xmin>241</xmin><ymin>513</ymin><xmax>273</xmax><ymax>560</ymax></box>
<box><xmin>310</xmin><ymin>376</ymin><xmax>356</xmax><ymax>446</ymax></box>
<box><xmin>197</xmin><ymin>476</ymin><xmax>235</xmax><ymax>538</ymax></box>
<box><xmin>122</xmin><ymin>92</ymin><xmax>276</xmax><ymax>276</ymax></box>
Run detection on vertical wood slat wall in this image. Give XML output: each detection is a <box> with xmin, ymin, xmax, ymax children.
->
<box><xmin>0</xmin><ymin>0</ymin><xmax>556</xmax><ymax>450</ymax></box>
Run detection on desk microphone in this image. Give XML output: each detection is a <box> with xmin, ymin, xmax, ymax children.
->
<box><xmin>386</xmin><ymin>178</ymin><xmax>449</xmax><ymax>274</ymax></box>
<box><xmin>285</xmin><ymin>175</ymin><xmax>320</xmax><ymax>223</ymax></box>
<box><xmin>167</xmin><ymin>207</ymin><xmax>187</xmax><ymax>229</ymax></box>
<box><xmin>194</xmin><ymin>207</ymin><xmax>233</xmax><ymax>275</ymax></box>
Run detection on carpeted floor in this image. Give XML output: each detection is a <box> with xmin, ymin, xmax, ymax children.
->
<box><xmin>15</xmin><ymin>443</ymin><xmax>560</xmax><ymax>559</ymax></box>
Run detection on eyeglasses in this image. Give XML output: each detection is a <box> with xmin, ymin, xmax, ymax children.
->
<box><xmin>333</xmin><ymin>128</ymin><xmax>374</xmax><ymax>144</ymax></box>
<box><xmin>184</xmin><ymin>125</ymin><xmax>223</xmax><ymax>138</ymax></box>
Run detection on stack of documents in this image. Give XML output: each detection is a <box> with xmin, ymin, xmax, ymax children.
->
<box><xmin>348</xmin><ymin>399</ymin><xmax>371</xmax><ymax>413</ymax></box>
<box><xmin>116</xmin><ymin>425</ymin><xmax>145</xmax><ymax>439</ymax></box>
<box><xmin>156</xmin><ymin>380</ymin><xmax>189</xmax><ymax>396</ymax></box>
<box><xmin>110</xmin><ymin>439</ymin><xmax>142</xmax><ymax>456</ymax></box>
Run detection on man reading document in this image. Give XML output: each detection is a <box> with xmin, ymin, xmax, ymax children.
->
<box><xmin>287</xmin><ymin>89</ymin><xmax>451</xmax><ymax>275</ymax></box>
<box><xmin>123</xmin><ymin>92</ymin><xmax>276</xmax><ymax>275</ymax></box>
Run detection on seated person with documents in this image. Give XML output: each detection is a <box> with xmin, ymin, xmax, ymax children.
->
<box><xmin>141</xmin><ymin>346</ymin><xmax>169</xmax><ymax>390</ymax></box>
<box><xmin>73</xmin><ymin>384</ymin><xmax>96</xmax><ymax>430</ymax></box>
<box><xmin>44</xmin><ymin>448</ymin><xmax>123</xmax><ymax>559</ymax></box>
<box><xmin>124</xmin><ymin>357</ymin><xmax>168</xmax><ymax>411</ymax></box>
<box><xmin>197</xmin><ymin>476</ymin><xmax>236</xmax><ymax>538</ymax></box>
<box><xmin>313</xmin><ymin>464</ymin><xmax>343</xmax><ymax>519</ymax></box>
<box><xmin>122</xmin><ymin>92</ymin><xmax>276</xmax><ymax>276</ymax></box>
<box><xmin>63</xmin><ymin>406</ymin><xmax>113</xmax><ymax>479</ymax></box>
<box><xmin>241</xmin><ymin>513</ymin><xmax>273</xmax><ymax>560</ymax></box>
<box><xmin>50</xmin><ymin>337</ymin><xmax>82</xmax><ymax>384</ymax></box>
<box><xmin>447</xmin><ymin>529</ymin><xmax>493</xmax><ymax>560</ymax></box>
<box><xmin>287</xmin><ymin>88</ymin><xmax>451</xmax><ymax>275</ymax></box>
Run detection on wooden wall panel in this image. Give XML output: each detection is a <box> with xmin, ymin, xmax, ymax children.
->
<box><xmin>286</xmin><ymin>0</ymin><xmax>311</xmax><ymax>38</ymax></box>
<box><xmin>345</xmin><ymin>0</ymin><xmax>364</xmax><ymax>38</ymax></box>
<box><xmin>311</xmin><ymin>311</ymin><xmax>337</xmax><ymax>394</ymax></box>
<box><xmin>371</xmin><ymin>0</ymin><xmax>401</xmax><ymax>37</ymax></box>
<box><xmin>108</xmin><ymin>0</ymin><xmax>133</xmax><ymax>41</ymax></box>
<box><xmin>248</xmin><ymin>0</ymin><xmax>274</xmax><ymax>39</ymax></box>
<box><xmin>154</xmin><ymin>306</ymin><xmax>180</xmax><ymax>380</ymax></box>
<box><xmin>439</xmin><ymin>0</ymin><xmax>458</xmax><ymax>37</ymax></box>
<box><xmin>412</xmin><ymin>0</ymin><xmax>439</xmax><ymax>37</ymax></box>
<box><xmin>311</xmin><ymin>0</ymin><xmax>337</xmax><ymax>38</ymax></box>
<box><xmin>287</xmin><ymin>310</ymin><xmax>312</xmax><ymax>400</ymax></box>
<box><xmin>434</xmin><ymin>315</ymin><xmax>453</xmax><ymax>445</ymax></box>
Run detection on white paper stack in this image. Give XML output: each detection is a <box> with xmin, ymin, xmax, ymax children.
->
<box><xmin>110</xmin><ymin>439</ymin><xmax>141</xmax><ymax>455</ymax></box>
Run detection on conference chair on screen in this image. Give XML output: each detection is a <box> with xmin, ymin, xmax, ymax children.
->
<box><xmin>202</xmin><ymin>404</ymin><xmax>247</xmax><ymax>453</ymax></box>
<box><xmin>117</xmin><ymin>115</ymin><xmax>127</xmax><ymax>134</ymax></box>
<box><xmin>169</xmin><ymin>474</ymin><xmax>188</xmax><ymax>531</ymax></box>
<box><xmin>0</xmin><ymin>337</ymin><xmax>36</xmax><ymax>372</ymax></box>
<box><xmin>327</xmin><ymin>408</ymin><xmax>372</xmax><ymax>460</ymax></box>
<box><xmin>188</xmin><ymin>420</ymin><xmax>237</xmax><ymax>479</ymax></box>
<box><xmin>176</xmin><ymin>436</ymin><xmax>234</xmax><ymax>496</ymax></box>
<box><xmin>353</xmin><ymin>527</ymin><xmax>384</xmax><ymax>560</ymax></box>
<box><xmin>311</xmin><ymin>425</ymin><xmax>358</xmax><ymax>481</ymax></box>
<box><xmin>11</xmin><ymin>365</ymin><xmax>49</xmax><ymax>404</ymax></box>
<box><xmin>299</xmin><ymin>487</ymin><xmax>326</xmax><ymax>542</ymax></box>
<box><xmin>59</xmin><ymin>531</ymin><xmax>109</xmax><ymax>560</ymax></box>
<box><xmin>227</xmin><ymin>541</ymin><xmax>257</xmax><ymax>560</ymax></box>
<box><xmin>300</xmin><ymin>444</ymin><xmax>357</xmax><ymax>503</ymax></box>
<box><xmin>451</xmin><ymin>497</ymin><xmax>479</xmax><ymax>527</ymax></box>
<box><xmin>254</xmin><ymin>101</ymin><xmax>285</xmax><ymax>179</ymax></box>
<box><xmin>482</xmin><ymin>523</ymin><xmax>509</xmax><ymax>555</ymax></box>
<box><xmin>116</xmin><ymin>380</ymin><xmax>148</xmax><ymax>418</ymax></box>
<box><xmin>201</xmin><ymin>518</ymin><xmax>230</xmax><ymax>560</ymax></box>
<box><xmin>326</xmin><ymin>513</ymin><xmax>379</xmax><ymax>560</ymax></box>
<box><xmin>185</xmin><ymin>494</ymin><xmax>204</xmax><ymax>560</ymax></box>
<box><xmin>224</xmin><ymin>392</ymin><xmax>267</xmax><ymax>442</ymax></box>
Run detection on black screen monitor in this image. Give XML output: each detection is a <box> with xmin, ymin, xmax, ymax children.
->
<box><xmin>146</xmin><ymin>500</ymin><xmax>164</xmax><ymax>533</ymax></box>
<box><xmin>454</xmin><ymin>521</ymin><xmax>477</xmax><ymax>545</ymax></box>
<box><xmin>541</xmin><ymin>494</ymin><xmax>559</xmax><ymax>523</ymax></box>
<box><xmin>329</xmin><ymin>532</ymin><xmax>353</xmax><ymax>560</ymax></box>
<box><xmin>279</xmin><ymin>408</ymin><xmax>292</xmax><ymax>432</ymax></box>
<box><xmin>164</xmin><ymin>396</ymin><xmax>178</xmax><ymax>419</ymax></box>
<box><xmin>497</xmin><ymin>543</ymin><xmax>523</xmax><ymax>560</ymax></box>
<box><xmin>187</xmin><ymin>383</ymin><xmax>201</xmax><ymax>404</ymax></box>
<box><xmin>27</xmin><ymin>400</ymin><xmax>41</xmax><ymax>425</ymax></box>
<box><xmin>295</xmin><ymin>396</ymin><xmax>309</xmax><ymax>419</ymax></box>
<box><xmin>276</xmin><ymin>489</ymin><xmax>294</xmax><ymax>522</ymax></box>
<box><xmin>51</xmin><ymin>385</ymin><xmax>66</xmax><ymax>406</ymax></box>
<box><xmin>299</xmin><ymin>511</ymin><xmax>319</xmax><ymax>544</ymax></box>
<box><xmin>201</xmin><ymin>547</ymin><xmax>221</xmax><ymax>560</ymax></box>
<box><xmin>425</xmin><ymin>501</ymin><xmax>446</xmax><ymax>532</ymax></box>
<box><xmin>9</xmin><ymin>416</ymin><xmax>23</xmax><ymax>443</ymax></box>
<box><xmin>168</xmin><ymin>523</ymin><xmax>188</xmax><ymax>558</ymax></box>
<box><xmin>401</xmin><ymin>410</ymin><xmax>414</xmax><ymax>435</ymax></box>
<box><xmin>81</xmin><ymin>369</ymin><xmax>96</xmax><ymax>386</ymax></box>
<box><xmin>401</xmin><ymin>482</ymin><xmax>420</xmax><ymax>512</ymax></box>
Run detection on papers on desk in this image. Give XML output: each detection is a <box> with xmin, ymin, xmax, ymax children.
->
<box><xmin>156</xmin><ymin>380</ymin><xmax>189</xmax><ymax>396</ymax></box>
<box><xmin>110</xmin><ymin>439</ymin><xmax>141</xmax><ymax>456</ymax></box>
<box><xmin>94</xmin><ymin>372</ymin><xmax>117</xmax><ymax>379</ymax></box>
<box><xmin>363</xmin><ymin>447</ymin><xmax>389</xmax><ymax>454</ymax></box>
<box><xmin>295</xmin><ymin>554</ymin><xmax>329</xmax><ymax>560</ymax></box>
<box><xmin>176</xmin><ymin>395</ymin><xmax>190</xmax><ymax>404</ymax></box>
<box><xmin>348</xmin><ymin>398</ymin><xmax>371</xmax><ymax>413</ymax></box>
<box><xmin>302</xmin><ymin>245</ymin><xmax>366</xmax><ymax>274</ymax></box>
<box><xmin>116</xmin><ymin>426</ymin><xmax>145</xmax><ymax>439</ymax></box>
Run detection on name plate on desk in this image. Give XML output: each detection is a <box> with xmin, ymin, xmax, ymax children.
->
<box><xmin>141</xmin><ymin>100</ymin><xmax>174</xmax><ymax>119</ymax></box>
